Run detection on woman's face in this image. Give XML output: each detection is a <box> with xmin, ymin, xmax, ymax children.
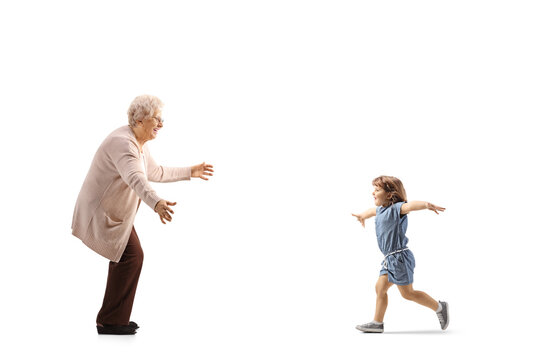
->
<box><xmin>372</xmin><ymin>185</ymin><xmax>390</xmax><ymax>207</ymax></box>
<box><xmin>138</xmin><ymin>109</ymin><xmax>163</xmax><ymax>142</ymax></box>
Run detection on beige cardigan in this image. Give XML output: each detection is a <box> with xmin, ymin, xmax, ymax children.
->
<box><xmin>72</xmin><ymin>125</ymin><xmax>191</xmax><ymax>262</ymax></box>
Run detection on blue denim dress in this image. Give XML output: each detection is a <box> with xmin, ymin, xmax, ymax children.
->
<box><xmin>375</xmin><ymin>202</ymin><xmax>416</xmax><ymax>285</ymax></box>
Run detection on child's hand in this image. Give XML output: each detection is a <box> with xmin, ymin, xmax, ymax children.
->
<box><xmin>426</xmin><ymin>203</ymin><xmax>445</xmax><ymax>214</ymax></box>
<box><xmin>352</xmin><ymin>213</ymin><xmax>366</xmax><ymax>227</ymax></box>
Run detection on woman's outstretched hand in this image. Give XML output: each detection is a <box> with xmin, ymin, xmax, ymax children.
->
<box><xmin>426</xmin><ymin>202</ymin><xmax>446</xmax><ymax>214</ymax></box>
<box><xmin>191</xmin><ymin>162</ymin><xmax>214</xmax><ymax>180</ymax></box>
<box><xmin>155</xmin><ymin>200</ymin><xmax>177</xmax><ymax>224</ymax></box>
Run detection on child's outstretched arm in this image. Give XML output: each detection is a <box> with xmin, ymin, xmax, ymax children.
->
<box><xmin>401</xmin><ymin>201</ymin><xmax>445</xmax><ymax>215</ymax></box>
<box><xmin>351</xmin><ymin>208</ymin><xmax>376</xmax><ymax>228</ymax></box>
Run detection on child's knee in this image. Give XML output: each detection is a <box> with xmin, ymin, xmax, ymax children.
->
<box><xmin>375</xmin><ymin>283</ymin><xmax>389</xmax><ymax>296</ymax></box>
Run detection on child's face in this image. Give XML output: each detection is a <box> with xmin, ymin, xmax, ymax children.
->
<box><xmin>373</xmin><ymin>186</ymin><xmax>391</xmax><ymax>207</ymax></box>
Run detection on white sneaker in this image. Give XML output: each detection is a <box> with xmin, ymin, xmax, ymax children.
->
<box><xmin>356</xmin><ymin>322</ymin><xmax>384</xmax><ymax>333</ymax></box>
<box><xmin>436</xmin><ymin>301</ymin><xmax>449</xmax><ymax>330</ymax></box>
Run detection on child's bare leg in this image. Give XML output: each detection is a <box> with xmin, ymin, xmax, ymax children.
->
<box><xmin>374</xmin><ymin>275</ymin><xmax>393</xmax><ymax>322</ymax></box>
<box><xmin>397</xmin><ymin>284</ymin><xmax>438</xmax><ymax>311</ymax></box>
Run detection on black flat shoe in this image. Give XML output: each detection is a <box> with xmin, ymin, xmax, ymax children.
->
<box><xmin>128</xmin><ymin>321</ymin><xmax>139</xmax><ymax>329</ymax></box>
<box><xmin>96</xmin><ymin>324</ymin><xmax>136</xmax><ymax>335</ymax></box>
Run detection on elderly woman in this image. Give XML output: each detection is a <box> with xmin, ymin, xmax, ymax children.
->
<box><xmin>72</xmin><ymin>95</ymin><xmax>213</xmax><ymax>335</ymax></box>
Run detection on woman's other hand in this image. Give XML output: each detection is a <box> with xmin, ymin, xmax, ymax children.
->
<box><xmin>191</xmin><ymin>162</ymin><xmax>214</xmax><ymax>180</ymax></box>
<box><xmin>154</xmin><ymin>200</ymin><xmax>177</xmax><ymax>224</ymax></box>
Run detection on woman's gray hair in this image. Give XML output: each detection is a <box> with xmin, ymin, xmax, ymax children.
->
<box><xmin>127</xmin><ymin>95</ymin><xmax>164</xmax><ymax>127</ymax></box>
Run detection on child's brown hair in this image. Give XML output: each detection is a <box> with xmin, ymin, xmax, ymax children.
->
<box><xmin>372</xmin><ymin>175</ymin><xmax>407</xmax><ymax>206</ymax></box>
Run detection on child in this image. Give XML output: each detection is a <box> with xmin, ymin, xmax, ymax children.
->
<box><xmin>351</xmin><ymin>175</ymin><xmax>449</xmax><ymax>333</ymax></box>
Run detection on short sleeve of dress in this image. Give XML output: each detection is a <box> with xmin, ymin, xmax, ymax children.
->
<box><xmin>390</xmin><ymin>202</ymin><xmax>406</xmax><ymax>219</ymax></box>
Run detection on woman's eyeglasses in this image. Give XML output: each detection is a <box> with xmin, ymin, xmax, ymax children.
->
<box><xmin>152</xmin><ymin>116</ymin><xmax>164</xmax><ymax>124</ymax></box>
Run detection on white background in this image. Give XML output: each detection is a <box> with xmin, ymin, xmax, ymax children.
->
<box><xmin>1</xmin><ymin>0</ymin><xmax>539</xmax><ymax>358</ymax></box>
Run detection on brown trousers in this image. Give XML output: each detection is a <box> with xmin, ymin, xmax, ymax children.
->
<box><xmin>96</xmin><ymin>227</ymin><xmax>144</xmax><ymax>326</ymax></box>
